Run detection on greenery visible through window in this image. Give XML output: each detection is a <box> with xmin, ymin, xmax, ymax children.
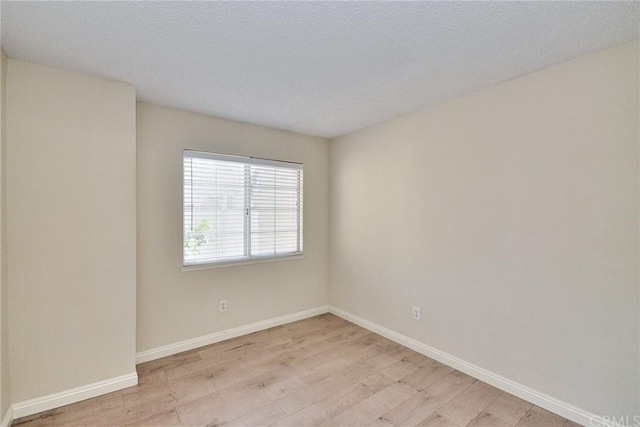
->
<box><xmin>183</xmin><ymin>150</ymin><xmax>303</xmax><ymax>267</ymax></box>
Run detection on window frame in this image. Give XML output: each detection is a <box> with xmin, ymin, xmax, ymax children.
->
<box><xmin>181</xmin><ymin>150</ymin><xmax>304</xmax><ymax>271</ymax></box>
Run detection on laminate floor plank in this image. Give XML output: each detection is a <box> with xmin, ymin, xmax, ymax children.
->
<box><xmin>432</xmin><ymin>379</ymin><xmax>503</xmax><ymax>425</ymax></box>
<box><xmin>382</xmin><ymin>372</ymin><xmax>476</xmax><ymax>427</ymax></box>
<box><xmin>12</xmin><ymin>314</ymin><xmax>576</xmax><ymax>427</ymax></box>
<box><xmin>482</xmin><ymin>393</ymin><xmax>533</xmax><ymax>426</ymax></box>
<box><xmin>515</xmin><ymin>406</ymin><xmax>567</xmax><ymax>427</ymax></box>
<box><xmin>273</xmin><ymin>382</ymin><xmax>374</xmax><ymax>426</ymax></box>
<box><xmin>467</xmin><ymin>411</ymin><xmax>513</xmax><ymax>427</ymax></box>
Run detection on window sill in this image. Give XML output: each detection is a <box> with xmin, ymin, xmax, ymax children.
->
<box><xmin>181</xmin><ymin>254</ymin><xmax>304</xmax><ymax>272</ymax></box>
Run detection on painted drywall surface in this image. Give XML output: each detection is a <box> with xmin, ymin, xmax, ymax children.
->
<box><xmin>0</xmin><ymin>48</ymin><xmax>9</xmax><ymax>419</ymax></box>
<box><xmin>330</xmin><ymin>41</ymin><xmax>639</xmax><ymax>417</ymax></box>
<box><xmin>6</xmin><ymin>60</ymin><xmax>137</xmax><ymax>402</ymax></box>
<box><xmin>136</xmin><ymin>103</ymin><xmax>329</xmax><ymax>353</ymax></box>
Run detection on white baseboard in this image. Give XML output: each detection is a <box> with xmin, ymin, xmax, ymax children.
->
<box><xmin>12</xmin><ymin>372</ymin><xmax>138</xmax><ymax>420</ymax></box>
<box><xmin>0</xmin><ymin>406</ymin><xmax>12</xmax><ymax>427</ymax></box>
<box><xmin>328</xmin><ymin>306</ymin><xmax>618</xmax><ymax>427</ymax></box>
<box><xmin>136</xmin><ymin>305</ymin><xmax>330</xmax><ymax>364</ymax></box>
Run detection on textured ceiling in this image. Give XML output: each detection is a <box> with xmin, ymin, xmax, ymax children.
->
<box><xmin>1</xmin><ymin>1</ymin><xmax>638</xmax><ymax>138</ymax></box>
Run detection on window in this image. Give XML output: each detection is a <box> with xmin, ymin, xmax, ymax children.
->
<box><xmin>183</xmin><ymin>150</ymin><xmax>303</xmax><ymax>268</ymax></box>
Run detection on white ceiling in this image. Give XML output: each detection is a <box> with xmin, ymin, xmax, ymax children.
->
<box><xmin>1</xmin><ymin>2</ymin><xmax>638</xmax><ymax>139</ymax></box>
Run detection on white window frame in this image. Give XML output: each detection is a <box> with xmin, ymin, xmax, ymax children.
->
<box><xmin>182</xmin><ymin>150</ymin><xmax>303</xmax><ymax>271</ymax></box>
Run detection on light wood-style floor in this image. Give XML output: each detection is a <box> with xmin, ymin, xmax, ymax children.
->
<box><xmin>14</xmin><ymin>314</ymin><xmax>578</xmax><ymax>427</ymax></box>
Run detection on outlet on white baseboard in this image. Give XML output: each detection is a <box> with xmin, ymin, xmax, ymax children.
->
<box><xmin>219</xmin><ymin>300</ymin><xmax>228</xmax><ymax>312</ymax></box>
<box><xmin>412</xmin><ymin>306</ymin><xmax>421</xmax><ymax>321</ymax></box>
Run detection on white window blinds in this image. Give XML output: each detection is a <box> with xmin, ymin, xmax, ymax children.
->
<box><xmin>183</xmin><ymin>150</ymin><xmax>303</xmax><ymax>267</ymax></box>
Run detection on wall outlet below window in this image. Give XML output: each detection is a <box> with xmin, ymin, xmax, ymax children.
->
<box><xmin>219</xmin><ymin>300</ymin><xmax>228</xmax><ymax>312</ymax></box>
<box><xmin>412</xmin><ymin>306</ymin><xmax>421</xmax><ymax>321</ymax></box>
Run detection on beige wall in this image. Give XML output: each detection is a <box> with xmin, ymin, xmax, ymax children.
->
<box><xmin>6</xmin><ymin>60</ymin><xmax>137</xmax><ymax>402</ymax></box>
<box><xmin>136</xmin><ymin>103</ymin><xmax>329</xmax><ymax>353</ymax></box>
<box><xmin>0</xmin><ymin>48</ymin><xmax>9</xmax><ymax>419</ymax></box>
<box><xmin>330</xmin><ymin>40</ymin><xmax>639</xmax><ymax>418</ymax></box>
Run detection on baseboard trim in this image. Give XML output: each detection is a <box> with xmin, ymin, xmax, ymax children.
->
<box><xmin>0</xmin><ymin>406</ymin><xmax>12</xmax><ymax>427</ymax></box>
<box><xmin>136</xmin><ymin>305</ymin><xmax>330</xmax><ymax>364</ymax></box>
<box><xmin>12</xmin><ymin>372</ymin><xmax>138</xmax><ymax>420</ymax></box>
<box><xmin>328</xmin><ymin>306</ymin><xmax>617</xmax><ymax>427</ymax></box>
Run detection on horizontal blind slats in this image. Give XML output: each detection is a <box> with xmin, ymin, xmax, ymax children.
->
<box><xmin>184</xmin><ymin>152</ymin><xmax>303</xmax><ymax>266</ymax></box>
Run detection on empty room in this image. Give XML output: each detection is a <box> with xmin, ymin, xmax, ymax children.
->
<box><xmin>0</xmin><ymin>1</ymin><xmax>637</xmax><ymax>426</ymax></box>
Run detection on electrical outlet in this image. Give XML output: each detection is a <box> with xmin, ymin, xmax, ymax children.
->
<box><xmin>219</xmin><ymin>299</ymin><xmax>227</xmax><ymax>312</ymax></box>
<box><xmin>412</xmin><ymin>306</ymin><xmax>421</xmax><ymax>321</ymax></box>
